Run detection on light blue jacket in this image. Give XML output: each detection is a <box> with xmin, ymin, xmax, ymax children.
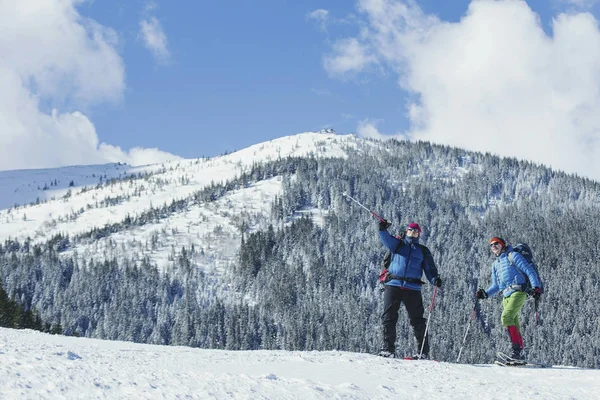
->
<box><xmin>485</xmin><ymin>246</ymin><xmax>542</xmax><ymax>298</ymax></box>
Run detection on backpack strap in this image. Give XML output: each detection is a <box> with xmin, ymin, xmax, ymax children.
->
<box><xmin>507</xmin><ymin>251</ymin><xmax>531</xmax><ymax>294</ymax></box>
<box><xmin>508</xmin><ymin>250</ymin><xmax>529</xmax><ymax>274</ymax></box>
<box><xmin>392</xmin><ymin>239</ymin><xmax>404</xmax><ymax>255</ymax></box>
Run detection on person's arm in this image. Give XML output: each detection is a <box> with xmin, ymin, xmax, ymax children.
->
<box><xmin>378</xmin><ymin>230</ymin><xmax>401</xmax><ymax>251</ymax></box>
<box><xmin>421</xmin><ymin>246</ymin><xmax>440</xmax><ymax>285</ymax></box>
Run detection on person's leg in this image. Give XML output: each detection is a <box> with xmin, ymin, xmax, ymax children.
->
<box><xmin>404</xmin><ymin>289</ymin><xmax>428</xmax><ymax>357</ymax></box>
<box><xmin>381</xmin><ymin>285</ymin><xmax>402</xmax><ymax>355</ymax></box>
<box><xmin>501</xmin><ymin>292</ymin><xmax>527</xmax><ymax>358</ymax></box>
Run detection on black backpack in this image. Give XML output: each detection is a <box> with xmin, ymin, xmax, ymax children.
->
<box><xmin>507</xmin><ymin>243</ymin><xmax>544</xmax><ymax>295</ymax></box>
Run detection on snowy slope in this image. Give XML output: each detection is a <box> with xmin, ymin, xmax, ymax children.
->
<box><xmin>0</xmin><ymin>163</ymin><xmax>132</xmax><ymax>210</ymax></box>
<box><xmin>0</xmin><ymin>131</ymin><xmax>359</xmax><ymax>272</ymax></box>
<box><xmin>1</xmin><ymin>327</ymin><xmax>597</xmax><ymax>400</ymax></box>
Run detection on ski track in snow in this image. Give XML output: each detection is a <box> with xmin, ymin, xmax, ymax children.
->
<box><xmin>1</xmin><ymin>328</ymin><xmax>598</xmax><ymax>400</ymax></box>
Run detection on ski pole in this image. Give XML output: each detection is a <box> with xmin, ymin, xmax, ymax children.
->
<box><xmin>526</xmin><ymin>295</ymin><xmax>542</xmax><ymax>326</ymax></box>
<box><xmin>456</xmin><ymin>299</ymin><xmax>479</xmax><ymax>363</ymax></box>
<box><xmin>341</xmin><ymin>192</ymin><xmax>386</xmax><ymax>222</ymax></box>
<box><xmin>534</xmin><ymin>297</ymin><xmax>541</xmax><ymax>326</ymax></box>
<box><xmin>419</xmin><ymin>285</ymin><xmax>439</xmax><ymax>358</ymax></box>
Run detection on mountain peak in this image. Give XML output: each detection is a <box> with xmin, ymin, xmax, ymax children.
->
<box><xmin>318</xmin><ymin>128</ymin><xmax>336</xmax><ymax>134</ymax></box>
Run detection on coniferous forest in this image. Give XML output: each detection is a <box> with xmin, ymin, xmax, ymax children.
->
<box><xmin>1</xmin><ymin>138</ymin><xmax>599</xmax><ymax>368</ymax></box>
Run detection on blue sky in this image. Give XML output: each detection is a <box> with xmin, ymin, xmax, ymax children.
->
<box><xmin>3</xmin><ymin>0</ymin><xmax>600</xmax><ymax>180</ymax></box>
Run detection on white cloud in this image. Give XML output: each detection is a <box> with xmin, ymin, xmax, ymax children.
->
<box><xmin>356</xmin><ymin>119</ymin><xmax>393</xmax><ymax>141</ymax></box>
<box><xmin>0</xmin><ymin>1</ymin><xmax>124</xmax><ymax>106</ymax></box>
<box><xmin>99</xmin><ymin>143</ymin><xmax>182</xmax><ymax>167</ymax></box>
<box><xmin>324</xmin><ymin>38</ymin><xmax>379</xmax><ymax>77</ymax></box>
<box><xmin>0</xmin><ymin>0</ymin><xmax>181</xmax><ymax>171</ymax></box>
<box><xmin>307</xmin><ymin>9</ymin><xmax>330</xmax><ymax>31</ymax></box>
<box><xmin>139</xmin><ymin>17</ymin><xmax>170</xmax><ymax>63</ymax></box>
<box><xmin>324</xmin><ymin>0</ymin><xmax>600</xmax><ymax>180</ymax></box>
<box><xmin>144</xmin><ymin>0</ymin><xmax>159</xmax><ymax>13</ymax></box>
<box><xmin>311</xmin><ymin>88</ymin><xmax>332</xmax><ymax>96</ymax></box>
<box><xmin>560</xmin><ymin>0</ymin><xmax>600</xmax><ymax>9</ymax></box>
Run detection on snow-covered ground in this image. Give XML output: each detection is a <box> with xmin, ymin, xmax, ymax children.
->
<box><xmin>1</xmin><ymin>328</ymin><xmax>597</xmax><ymax>400</ymax></box>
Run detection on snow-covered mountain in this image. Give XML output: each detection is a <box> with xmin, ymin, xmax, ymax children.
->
<box><xmin>2</xmin><ymin>130</ymin><xmax>599</xmax><ymax>369</ymax></box>
<box><xmin>0</xmin><ymin>131</ymin><xmax>362</xmax><ymax>271</ymax></box>
<box><xmin>1</xmin><ymin>327</ymin><xmax>598</xmax><ymax>400</ymax></box>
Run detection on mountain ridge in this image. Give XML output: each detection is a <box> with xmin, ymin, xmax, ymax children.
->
<box><xmin>0</xmin><ymin>131</ymin><xmax>359</xmax><ymax>270</ymax></box>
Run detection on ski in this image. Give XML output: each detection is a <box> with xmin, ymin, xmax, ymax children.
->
<box><xmin>495</xmin><ymin>360</ymin><xmax>526</xmax><ymax>367</ymax></box>
<box><xmin>495</xmin><ymin>360</ymin><xmax>550</xmax><ymax>368</ymax></box>
<box><xmin>496</xmin><ymin>351</ymin><xmax>522</xmax><ymax>363</ymax></box>
<box><xmin>496</xmin><ymin>352</ymin><xmax>551</xmax><ymax>368</ymax></box>
<box><xmin>377</xmin><ymin>351</ymin><xmax>396</xmax><ymax>358</ymax></box>
<box><xmin>376</xmin><ymin>353</ymin><xmax>435</xmax><ymax>361</ymax></box>
<box><xmin>402</xmin><ymin>356</ymin><xmax>439</xmax><ymax>362</ymax></box>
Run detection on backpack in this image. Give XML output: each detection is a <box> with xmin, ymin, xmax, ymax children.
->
<box><xmin>507</xmin><ymin>243</ymin><xmax>544</xmax><ymax>295</ymax></box>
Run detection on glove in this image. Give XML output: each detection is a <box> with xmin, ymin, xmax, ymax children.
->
<box><xmin>379</xmin><ymin>269</ymin><xmax>389</xmax><ymax>284</ymax></box>
<box><xmin>532</xmin><ymin>287</ymin><xmax>542</xmax><ymax>300</ymax></box>
<box><xmin>378</xmin><ymin>219</ymin><xmax>391</xmax><ymax>231</ymax></box>
<box><xmin>476</xmin><ymin>288</ymin><xmax>488</xmax><ymax>300</ymax></box>
<box><xmin>433</xmin><ymin>277</ymin><xmax>442</xmax><ymax>287</ymax></box>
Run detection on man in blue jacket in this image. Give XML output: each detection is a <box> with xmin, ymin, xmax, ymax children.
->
<box><xmin>377</xmin><ymin>220</ymin><xmax>442</xmax><ymax>359</ymax></box>
<box><xmin>476</xmin><ymin>237</ymin><xmax>542</xmax><ymax>361</ymax></box>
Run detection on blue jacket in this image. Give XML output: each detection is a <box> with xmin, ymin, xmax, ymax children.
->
<box><xmin>378</xmin><ymin>231</ymin><xmax>439</xmax><ymax>291</ymax></box>
<box><xmin>485</xmin><ymin>246</ymin><xmax>542</xmax><ymax>298</ymax></box>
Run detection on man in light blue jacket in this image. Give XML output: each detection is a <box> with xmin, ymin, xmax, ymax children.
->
<box><xmin>476</xmin><ymin>237</ymin><xmax>542</xmax><ymax>361</ymax></box>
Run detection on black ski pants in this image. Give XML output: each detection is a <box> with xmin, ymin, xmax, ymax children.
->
<box><xmin>381</xmin><ymin>285</ymin><xmax>429</xmax><ymax>355</ymax></box>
